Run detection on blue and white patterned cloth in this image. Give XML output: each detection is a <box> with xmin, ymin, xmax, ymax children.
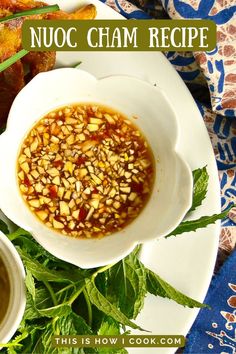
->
<box><xmin>184</xmin><ymin>249</ymin><xmax>236</xmax><ymax>354</ymax></box>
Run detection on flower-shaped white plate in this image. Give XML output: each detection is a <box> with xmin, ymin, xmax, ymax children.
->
<box><xmin>0</xmin><ymin>68</ymin><xmax>192</xmax><ymax>269</ymax></box>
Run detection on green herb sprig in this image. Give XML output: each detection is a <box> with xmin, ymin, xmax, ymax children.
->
<box><xmin>0</xmin><ymin>167</ymin><xmax>232</xmax><ymax>354</ymax></box>
<box><xmin>0</xmin><ymin>4</ymin><xmax>60</xmax><ymax>24</ymax></box>
<box><xmin>0</xmin><ymin>49</ymin><xmax>28</xmax><ymax>73</ymax></box>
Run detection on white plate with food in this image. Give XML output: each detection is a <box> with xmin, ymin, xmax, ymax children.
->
<box><xmin>50</xmin><ymin>0</ymin><xmax>220</xmax><ymax>353</ymax></box>
<box><xmin>0</xmin><ymin>68</ymin><xmax>193</xmax><ymax>269</ymax></box>
<box><xmin>0</xmin><ymin>0</ymin><xmax>221</xmax><ymax>353</ymax></box>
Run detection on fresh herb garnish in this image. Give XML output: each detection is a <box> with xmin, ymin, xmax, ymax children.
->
<box><xmin>166</xmin><ymin>208</ymin><xmax>230</xmax><ymax>238</ymax></box>
<box><xmin>146</xmin><ymin>268</ymin><xmax>209</xmax><ymax>308</ymax></box>
<box><xmin>189</xmin><ymin>166</ymin><xmax>209</xmax><ymax>212</ymax></box>
<box><xmin>0</xmin><ymin>49</ymin><xmax>29</xmax><ymax>73</ymax></box>
<box><xmin>0</xmin><ymin>167</ymin><xmax>231</xmax><ymax>353</ymax></box>
<box><xmin>0</xmin><ymin>219</ymin><xmax>9</xmax><ymax>234</ymax></box>
<box><xmin>73</xmin><ymin>61</ymin><xmax>82</xmax><ymax>68</ymax></box>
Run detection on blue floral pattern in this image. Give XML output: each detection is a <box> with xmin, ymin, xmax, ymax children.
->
<box><xmin>161</xmin><ymin>0</ymin><xmax>236</xmax><ymax>118</ymax></box>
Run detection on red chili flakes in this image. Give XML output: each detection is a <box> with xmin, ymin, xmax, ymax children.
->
<box><xmin>76</xmin><ymin>156</ymin><xmax>87</xmax><ymax>166</ymax></box>
<box><xmin>23</xmin><ymin>176</ymin><xmax>31</xmax><ymax>187</ymax></box>
<box><xmin>49</xmin><ymin>185</ymin><xmax>58</xmax><ymax>199</ymax></box>
<box><xmin>78</xmin><ymin>207</ymin><xmax>87</xmax><ymax>221</ymax></box>
<box><xmin>53</xmin><ymin>160</ymin><xmax>63</xmax><ymax>168</ymax></box>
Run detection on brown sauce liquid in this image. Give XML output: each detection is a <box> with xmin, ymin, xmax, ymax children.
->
<box><xmin>17</xmin><ymin>103</ymin><xmax>155</xmax><ymax>238</ymax></box>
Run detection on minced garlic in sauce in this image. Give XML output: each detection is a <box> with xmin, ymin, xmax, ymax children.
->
<box><xmin>17</xmin><ymin>104</ymin><xmax>155</xmax><ymax>238</ymax></box>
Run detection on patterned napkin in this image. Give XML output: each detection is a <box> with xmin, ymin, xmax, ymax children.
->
<box><xmin>100</xmin><ymin>0</ymin><xmax>236</xmax><ymax>351</ymax></box>
<box><xmin>183</xmin><ymin>249</ymin><xmax>236</xmax><ymax>353</ymax></box>
<box><xmin>162</xmin><ymin>0</ymin><xmax>236</xmax><ymax>118</ymax></box>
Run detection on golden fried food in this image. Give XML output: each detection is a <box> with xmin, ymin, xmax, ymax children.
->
<box><xmin>22</xmin><ymin>51</ymin><xmax>56</xmax><ymax>79</ymax></box>
<box><xmin>0</xmin><ymin>61</ymin><xmax>24</xmax><ymax>126</ymax></box>
<box><xmin>0</xmin><ymin>0</ymin><xmax>45</xmax><ymax>12</ymax></box>
<box><xmin>0</xmin><ymin>25</ymin><xmax>21</xmax><ymax>61</ymax></box>
<box><xmin>48</xmin><ymin>4</ymin><xmax>97</xmax><ymax>20</ymax></box>
<box><xmin>0</xmin><ymin>1</ymin><xmax>97</xmax><ymax>126</ymax></box>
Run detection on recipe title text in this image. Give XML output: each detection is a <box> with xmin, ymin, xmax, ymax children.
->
<box><xmin>22</xmin><ymin>20</ymin><xmax>216</xmax><ymax>51</ymax></box>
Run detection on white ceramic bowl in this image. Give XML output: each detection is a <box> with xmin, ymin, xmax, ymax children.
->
<box><xmin>0</xmin><ymin>68</ymin><xmax>192</xmax><ymax>269</ymax></box>
<box><xmin>0</xmin><ymin>232</ymin><xmax>25</xmax><ymax>344</ymax></box>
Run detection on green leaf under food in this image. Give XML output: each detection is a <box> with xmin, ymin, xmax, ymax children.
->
<box><xmin>37</xmin><ymin>303</ymin><xmax>71</xmax><ymax>318</ymax></box>
<box><xmin>107</xmin><ymin>252</ymin><xmax>146</xmax><ymax>319</ymax></box>
<box><xmin>0</xmin><ymin>331</ymin><xmax>28</xmax><ymax>349</ymax></box>
<box><xmin>7</xmin><ymin>228</ymin><xmax>31</xmax><ymax>241</ymax></box>
<box><xmin>84</xmin><ymin>349</ymin><xmax>99</xmax><ymax>354</ymax></box>
<box><xmin>96</xmin><ymin>343</ymin><xmax>128</xmax><ymax>354</ymax></box>
<box><xmin>96</xmin><ymin>348</ymin><xmax>128</xmax><ymax>354</ymax></box>
<box><xmin>1</xmin><ymin>163</ymin><xmax>229</xmax><ymax>352</ymax></box>
<box><xmin>0</xmin><ymin>219</ymin><xmax>9</xmax><ymax>234</ymax></box>
<box><xmin>166</xmin><ymin>207</ymin><xmax>232</xmax><ymax>238</ymax></box>
<box><xmin>98</xmin><ymin>317</ymin><xmax>121</xmax><ymax>336</ymax></box>
<box><xmin>56</xmin><ymin>284</ymin><xmax>76</xmax><ymax>304</ymax></box>
<box><xmin>7</xmin><ymin>347</ymin><xmax>17</xmax><ymax>354</ymax></box>
<box><xmin>40</xmin><ymin>313</ymin><xmax>92</xmax><ymax>354</ymax></box>
<box><xmin>17</xmin><ymin>248</ymin><xmax>85</xmax><ymax>283</ymax></box>
<box><xmin>57</xmin><ymin>312</ymin><xmax>92</xmax><ymax>335</ymax></box>
<box><xmin>23</xmin><ymin>288</ymin><xmax>51</xmax><ymax>321</ymax></box>
<box><xmin>40</xmin><ymin>322</ymin><xmax>55</xmax><ymax>354</ymax></box>
<box><xmin>85</xmin><ymin>279</ymin><xmax>147</xmax><ymax>332</ymax></box>
<box><xmin>25</xmin><ymin>270</ymin><xmax>36</xmax><ymax>301</ymax></box>
<box><xmin>23</xmin><ymin>295</ymin><xmax>40</xmax><ymax>321</ymax></box>
<box><xmin>146</xmin><ymin>268</ymin><xmax>208</xmax><ymax>308</ymax></box>
<box><xmin>97</xmin><ymin>318</ymin><xmax>129</xmax><ymax>353</ymax></box>
<box><xmin>189</xmin><ymin>166</ymin><xmax>209</xmax><ymax>213</ymax></box>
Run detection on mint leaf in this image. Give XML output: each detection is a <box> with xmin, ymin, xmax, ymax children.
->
<box><xmin>40</xmin><ymin>323</ymin><xmax>55</xmax><ymax>353</ymax></box>
<box><xmin>0</xmin><ymin>332</ymin><xmax>28</xmax><ymax>349</ymax></box>
<box><xmin>131</xmin><ymin>245</ymin><xmax>142</xmax><ymax>258</ymax></box>
<box><xmin>38</xmin><ymin>304</ymin><xmax>71</xmax><ymax>318</ymax></box>
<box><xmin>57</xmin><ymin>312</ymin><xmax>92</xmax><ymax>335</ymax></box>
<box><xmin>23</xmin><ymin>288</ymin><xmax>51</xmax><ymax>321</ymax></box>
<box><xmin>17</xmin><ymin>248</ymin><xmax>84</xmax><ymax>283</ymax></box>
<box><xmin>85</xmin><ymin>279</ymin><xmax>147</xmax><ymax>331</ymax></box>
<box><xmin>166</xmin><ymin>208</ymin><xmax>231</xmax><ymax>238</ymax></box>
<box><xmin>97</xmin><ymin>317</ymin><xmax>128</xmax><ymax>353</ymax></box>
<box><xmin>40</xmin><ymin>315</ymin><xmax>90</xmax><ymax>354</ymax></box>
<box><xmin>189</xmin><ymin>166</ymin><xmax>209</xmax><ymax>213</ymax></box>
<box><xmin>7</xmin><ymin>228</ymin><xmax>31</xmax><ymax>241</ymax></box>
<box><xmin>97</xmin><ymin>349</ymin><xmax>128</xmax><ymax>354</ymax></box>
<box><xmin>98</xmin><ymin>317</ymin><xmax>120</xmax><ymax>336</ymax></box>
<box><xmin>25</xmin><ymin>270</ymin><xmax>35</xmax><ymax>301</ymax></box>
<box><xmin>146</xmin><ymin>268</ymin><xmax>207</xmax><ymax>308</ymax></box>
<box><xmin>4</xmin><ymin>160</ymin><xmax>222</xmax><ymax>354</ymax></box>
<box><xmin>107</xmin><ymin>252</ymin><xmax>146</xmax><ymax>319</ymax></box>
<box><xmin>7</xmin><ymin>348</ymin><xmax>17</xmax><ymax>354</ymax></box>
<box><xmin>31</xmin><ymin>334</ymin><xmax>45</xmax><ymax>354</ymax></box>
<box><xmin>23</xmin><ymin>294</ymin><xmax>40</xmax><ymax>321</ymax></box>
